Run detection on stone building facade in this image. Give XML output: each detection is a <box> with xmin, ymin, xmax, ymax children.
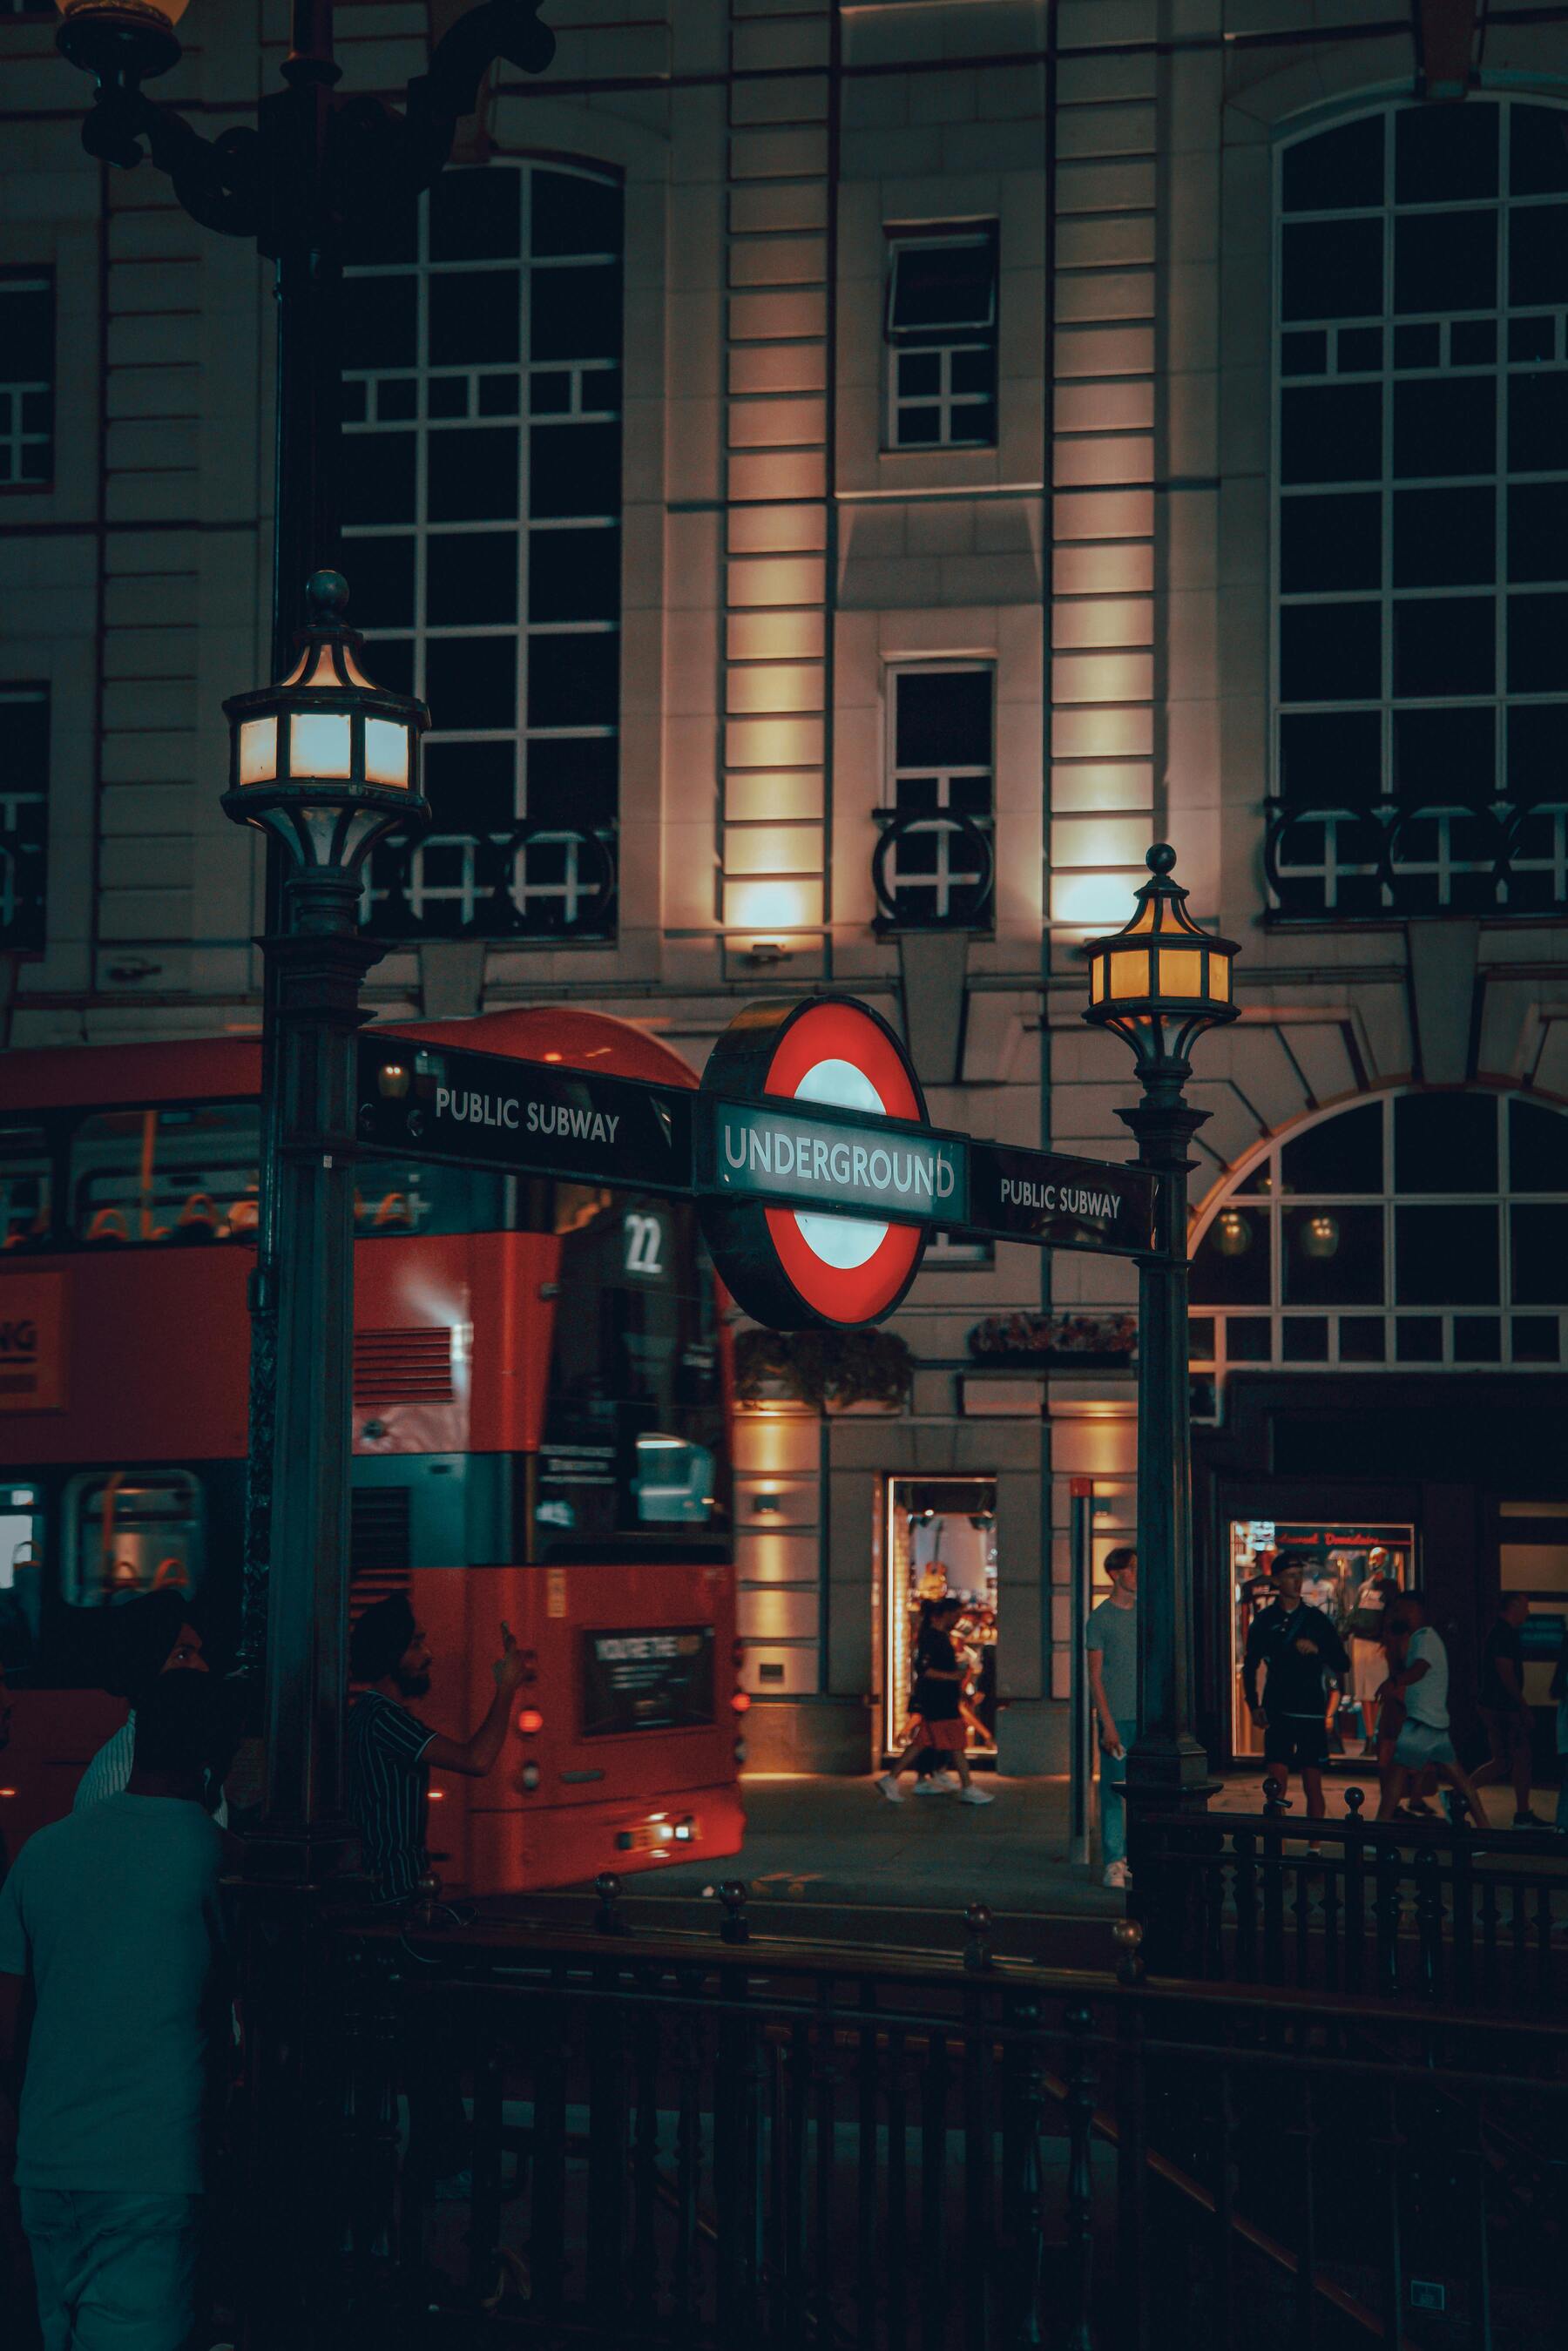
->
<box><xmin>3</xmin><ymin>0</ymin><xmax>1566</xmax><ymax>1780</ymax></box>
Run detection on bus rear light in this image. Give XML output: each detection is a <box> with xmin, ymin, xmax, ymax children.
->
<box><xmin>517</xmin><ymin>1707</ymin><xmax>544</xmax><ymax>1735</ymax></box>
<box><xmin>0</xmin><ymin>1787</ymin><xmax>15</xmax><ymax>1799</ymax></box>
<box><xmin>521</xmin><ymin>1762</ymin><xmax>541</xmax><ymax>1792</ymax></box>
<box><xmin>428</xmin><ymin>1788</ymin><xmax>445</xmax><ymax>1801</ymax></box>
<box><xmin>730</xmin><ymin>1691</ymin><xmax>751</xmax><ymax>1713</ymax></box>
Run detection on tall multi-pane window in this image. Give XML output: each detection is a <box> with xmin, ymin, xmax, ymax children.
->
<box><xmin>0</xmin><ymin>274</ymin><xmax>53</xmax><ymax>489</ymax></box>
<box><xmin>1271</xmin><ymin>100</ymin><xmax>1568</xmax><ymax>920</ymax></box>
<box><xmin>884</xmin><ymin>229</ymin><xmax>997</xmax><ymax>450</ymax></box>
<box><xmin>0</xmin><ymin>686</ymin><xmax>48</xmax><ymax>952</ymax></box>
<box><xmin>877</xmin><ymin>665</ymin><xmax>994</xmax><ymax>928</ymax></box>
<box><xmin>343</xmin><ymin>163</ymin><xmax>623</xmax><ymax>938</ymax></box>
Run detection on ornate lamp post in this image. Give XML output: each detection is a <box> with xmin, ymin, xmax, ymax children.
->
<box><xmin>51</xmin><ymin>0</ymin><xmax>556</xmax><ymax>1692</ymax></box>
<box><xmin>1083</xmin><ymin>845</ymin><xmax>1239</xmax><ymax>1830</ymax></box>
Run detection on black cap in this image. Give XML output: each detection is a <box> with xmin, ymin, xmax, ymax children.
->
<box><xmin>99</xmin><ymin>1589</ymin><xmax>194</xmax><ymax>1702</ymax></box>
<box><xmin>349</xmin><ymin>1591</ymin><xmax>416</xmax><ymax>1684</ymax></box>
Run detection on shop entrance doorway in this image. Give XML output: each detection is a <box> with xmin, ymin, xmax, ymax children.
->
<box><xmin>1229</xmin><ymin>1515</ymin><xmax>1416</xmax><ymax>1766</ymax></box>
<box><xmin>883</xmin><ymin>1478</ymin><xmax>997</xmax><ymax>1765</ymax></box>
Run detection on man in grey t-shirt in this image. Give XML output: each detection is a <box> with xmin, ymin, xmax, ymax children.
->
<box><xmin>1085</xmin><ymin>1548</ymin><xmax>1138</xmax><ymax>1888</ymax></box>
<box><xmin>0</xmin><ymin>1674</ymin><xmax>229</xmax><ymax>2351</ymax></box>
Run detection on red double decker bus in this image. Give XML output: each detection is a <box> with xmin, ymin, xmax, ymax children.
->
<box><xmin>0</xmin><ymin>1007</ymin><xmax>744</xmax><ymax>1890</ymax></box>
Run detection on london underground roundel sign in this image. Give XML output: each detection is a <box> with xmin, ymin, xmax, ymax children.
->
<box><xmin>698</xmin><ymin>996</ymin><xmax>934</xmax><ymax>1329</ymax></box>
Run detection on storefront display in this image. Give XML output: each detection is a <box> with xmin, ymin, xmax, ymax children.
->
<box><xmin>885</xmin><ymin>1477</ymin><xmax>998</xmax><ymax>1759</ymax></box>
<box><xmin>1229</xmin><ymin>1517</ymin><xmax>1414</xmax><ymax>1759</ymax></box>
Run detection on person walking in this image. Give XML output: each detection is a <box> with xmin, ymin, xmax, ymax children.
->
<box><xmin>1347</xmin><ymin>1570</ymin><xmax>1399</xmax><ymax>1755</ymax></box>
<box><xmin>343</xmin><ymin>1591</ymin><xmax>528</xmax><ymax>1903</ymax></box>
<box><xmin>0</xmin><ymin>1673</ymin><xmax>232</xmax><ymax>2351</ymax></box>
<box><xmin>875</xmin><ymin>1597</ymin><xmax>993</xmax><ymax>1805</ymax></box>
<box><xmin>1243</xmin><ymin>1552</ymin><xmax>1349</xmax><ymax>1830</ymax></box>
<box><xmin>72</xmin><ymin>1589</ymin><xmax>211</xmax><ymax>1814</ymax></box>
<box><xmin>1473</xmin><ymin>1593</ymin><xmax>1544</xmax><ymax>1826</ymax></box>
<box><xmin>1085</xmin><ymin>1547</ymin><xmax>1138</xmax><ymax>1889</ymax></box>
<box><xmin>1375</xmin><ymin>1591</ymin><xmax>1490</xmax><ymax>1827</ymax></box>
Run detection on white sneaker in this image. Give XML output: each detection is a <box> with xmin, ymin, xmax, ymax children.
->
<box><xmin>1103</xmin><ymin>1860</ymin><xmax>1131</xmax><ymax>1888</ymax></box>
<box><xmin>958</xmin><ymin>1784</ymin><xmax>995</xmax><ymax>1805</ymax></box>
<box><xmin>875</xmin><ymin>1772</ymin><xmax>904</xmax><ymax>1803</ymax></box>
<box><xmin>912</xmin><ymin>1773</ymin><xmax>959</xmax><ymax>1794</ymax></box>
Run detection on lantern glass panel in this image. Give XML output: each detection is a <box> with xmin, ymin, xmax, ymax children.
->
<box><xmin>1158</xmin><ymin>946</ymin><xmax>1204</xmax><ymax>999</ymax></box>
<box><xmin>1108</xmin><ymin>948</ymin><xmax>1150</xmax><ymax>1001</ymax></box>
<box><xmin>290</xmin><ymin>712</ymin><xmax>354</xmax><ymax>780</ymax></box>
<box><xmin>1091</xmin><ymin>956</ymin><xmax>1105</xmax><ymax>1004</ymax></box>
<box><xmin>363</xmin><ymin>717</ymin><xmax>410</xmax><ymax>788</ymax></box>
<box><xmin>1210</xmin><ymin>954</ymin><xmax>1232</xmax><ymax>1003</ymax></box>
<box><xmin>1128</xmin><ymin>896</ymin><xmax>1158</xmax><ymax>936</ymax></box>
<box><xmin>239</xmin><ymin>718</ymin><xmax>278</xmax><ymax>787</ymax></box>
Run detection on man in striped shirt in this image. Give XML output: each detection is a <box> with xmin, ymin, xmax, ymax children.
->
<box><xmin>345</xmin><ymin>1593</ymin><xmax>527</xmax><ymax>1902</ymax></box>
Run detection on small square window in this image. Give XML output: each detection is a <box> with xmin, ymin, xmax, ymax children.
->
<box><xmin>1511</xmin><ymin>1314</ymin><xmax>1561</xmax><ymax>1362</ymax></box>
<box><xmin>887</xmin><ymin>233</ymin><xmax>997</xmax><ymax>337</ymax></box>
<box><xmin>1453</xmin><ymin>1314</ymin><xmax>1501</xmax><ymax>1361</ymax></box>
<box><xmin>1508</xmin><ymin>314</ymin><xmax>1555</xmax><ymax>363</ymax></box>
<box><xmin>1188</xmin><ymin>1317</ymin><xmax>1216</xmax><ymax>1361</ymax></box>
<box><xmin>1396</xmin><ymin>1317</ymin><xmax>1443</xmax><ymax>1362</ymax></box>
<box><xmin>1225</xmin><ymin>1318</ymin><xmax>1272</xmax><ymax>1362</ymax></box>
<box><xmin>886</xmin><ymin>229</ymin><xmax>998</xmax><ymax>452</ymax></box>
<box><xmin>1281</xmin><ymin>1317</ymin><xmax>1329</xmax><ymax>1361</ymax></box>
<box><xmin>1338</xmin><ymin>1316</ymin><xmax>1387</xmax><ymax>1362</ymax></box>
<box><xmin>1337</xmin><ymin>328</ymin><xmax>1382</xmax><ymax>374</ymax></box>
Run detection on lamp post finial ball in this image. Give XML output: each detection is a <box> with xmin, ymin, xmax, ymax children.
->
<box><xmin>306</xmin><ymin>569</ymin><xmax>349</xmax><ymax>625</ymax></box>
<box><xmin>1146</xmin><ymin>842</ymin><xmax>1177</xmax><ymax>876</ymax></box>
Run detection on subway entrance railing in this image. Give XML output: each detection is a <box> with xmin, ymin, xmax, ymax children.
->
<box><xmin>260</xmin><ymin>1897</ymin><xmax>1567</xmax><ymax>2350</ymax></box>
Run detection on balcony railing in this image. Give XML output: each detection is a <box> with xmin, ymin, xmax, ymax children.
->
<box><xmin>1265</xmin><ymin>794</ymin><xmax>1568</xmax><ymax>921</ymax></box>
<box><xmin>365</xmin><ymin>821</ymin><xmax>616</xmax><ymax>942</ymax></box>
<box><xmin>871</xmin><ymin>809</ymin><xmax>994</xmax><ymax>932</ymax></box>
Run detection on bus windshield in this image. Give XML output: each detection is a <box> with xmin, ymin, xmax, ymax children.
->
<box><xmin>532</xmin><ymin>1187</ymin><xmax>730</xmax><ymax>1561</ymax></box>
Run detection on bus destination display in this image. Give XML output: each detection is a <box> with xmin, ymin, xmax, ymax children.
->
<box><xmin>580</xmin><ymin>1625</ymin><xmax>717</xmax><ymax>1738</ymax></box>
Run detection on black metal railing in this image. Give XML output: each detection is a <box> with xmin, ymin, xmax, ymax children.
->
<box><xmin>871</xmin><ymin>809</ymin><xmax>994</xmax><ymax>931</ymax></box>
<box><xmin>1264</xmin><ymin>794</ymin><xmax>1568</xmax><ymax>920</ymax></box>
<box><xmin>364</xmin><ymin>821</ymin><xmax>617</xmax><ymax>942</ymax></box>
<box><xmin>1132</xmin><ymin>1791</ymin><xmax>1567</xmax><ymax>2009</ymax></box>
<box><xmin>275</xmin><ymin>1880</ymin><xmax>1568</xmax><ymax>2348</ymax></box>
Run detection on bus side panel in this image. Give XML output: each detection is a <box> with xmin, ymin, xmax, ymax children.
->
<box><xmin>350</xmin><ymin>1233</ymin><xmax>555</xmax><ymax>1459</ymax></box>
<box><xmin>416</xmin><ymin>1560</ymin><xmax>742</xmax><ymax>1895</ymax></box>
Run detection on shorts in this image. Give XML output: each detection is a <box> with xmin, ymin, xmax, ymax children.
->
<box><xmin>910</xmin><ymin>1715</ymin><xmax>968</xmax><ymax>1753</ymax></box>
<box><xmin>1262</xmin><ymin>1717</ymin><xmax>1330</xmax><ymax>1773</ymax></box>
<box><xmin>1394</xmin><ymin>1719</ymin><xmax>1457</xmax><ymax>1770</ymax></box>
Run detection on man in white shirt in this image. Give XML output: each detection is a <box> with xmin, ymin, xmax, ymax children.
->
<box><xmin>0</xmin><ymin>1672</ymin><xmax>230</xmax><ymax>2349</ymax></box>
<box><xmin>1375</xmin><ymin>1591</ymin><xmax>1490</xmax><ymax>1827</ymax></box>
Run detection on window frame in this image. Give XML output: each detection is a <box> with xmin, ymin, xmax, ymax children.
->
<box><xmin>0</xmin><ymin>271</ymin><xmax>54</xmax><ymax>494</ymax></box>
<box><xmin>880</xmin><ymin>659</ymin><xmax>997</xmax><ymax>931</ymax></box>
<box><xmin>883</xmin><ymin>226</ymin><xmax>999</xmax><ymax>453</ymax></box>
<box><xmin>0</xmin><ymin>681</ymin><xmax>48</xmax><ymax>954</ymax></box>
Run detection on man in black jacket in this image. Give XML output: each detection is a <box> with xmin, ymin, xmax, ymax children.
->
<box><xmin>1243</xmin><ymin>1553</ymin><xmax>1349</xmax><ymax>1824</ymax></box>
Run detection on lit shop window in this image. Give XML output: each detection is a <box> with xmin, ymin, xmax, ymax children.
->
<box><xmin>1271</xmin><ymin>100</ymin><xmax>1568</xmax><ymax>921</ymax></box>
<box><xmin>342</xmin><ymin>163</ymin><xmax>623</xmax><ymax>937</ymax></box>
<box><xmin>0</xmin><ymin>275</ymin><xmax>52</xmax><ymax>488</ymax></box>
<box><xmin>876</xmin><ymin>664</ymin><xmax>994</xmax><ymax>929</ymax></box>
<box><xmin>885</xmin><ymin>229</ymin><xmax>997</xmax><ymax>450</ymax></box>
<box><xmin>1188</xmin><ymin>1090</ymin><xmax>1568</xmax><ymax>1411</ymax></box>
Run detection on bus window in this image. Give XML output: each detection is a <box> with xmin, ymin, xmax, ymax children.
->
<box><xmin>534</xmin><ymin>1193</ymin><xmax>731</xmax><ymax>1559</ymax></box>
<box><xmin>0</xmin><ymin>1484</ymin><xmax>44</xmax><ymax>1677</ymax></box>
<box><xmin>69</xmin><ymin>1105</ymin><xmax>260</xmax><ymax>1246</ymax></box>
<box><xmin>64</xmin><ymin>1470</ymin><xmax>206</xmax><ymax>1609</ymax></box>
<box><xmin>0</xmin><ymin>1125</ymin><xmax>52</xmax><ymax>1251</ymax></box>
<box><xmin>352</xmin><ymin>1159</ymin><xmax>506</xmax><ymax>1237</ymax></box>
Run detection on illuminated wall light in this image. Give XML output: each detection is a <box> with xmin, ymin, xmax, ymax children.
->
<box><xmin>1301</xmin><ymin>1213</ymin><xmax>1340</xmax><ymax>1260</ymax></box>
<box><xmin>723</xmin><ymin>823</ymin><xmax>822</xmax><ymax>876</ymax></box>
<box><xmin>1049</xmin><ymin>869</ymin><xmax>1142</xmax><ymax>928</ymax></box>
<box><xmin>1215</xmin><ymin>1211</ymin><xmax>1252</xmax><ymax>1258</ymax></box>
<box><xmin>723</xmin><ymin>876</ymin><xmax>823</xmax><ymax>933</ymax></box>
<box><xmin>1052</xmin><ymin>816</ymin><xmax>1156</xmax><ymax>871</ymax></box>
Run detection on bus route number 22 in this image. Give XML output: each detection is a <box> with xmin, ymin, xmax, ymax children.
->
<box><xmin>623</xmin><ymin>1212</ymin><xmax>665</xmax><ymax>1277</ymax></box>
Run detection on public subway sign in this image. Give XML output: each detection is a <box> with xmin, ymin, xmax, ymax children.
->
<box><xmin>355</xmin><ymin>996</ymin><xmax>1159</xmax><ymax>1330</ymax></box>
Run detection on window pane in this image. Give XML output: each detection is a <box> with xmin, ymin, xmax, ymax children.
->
<box><xmin>70</xmin><ymin>1105</ymin><xmax>260</xmax><ymax>1246</ymax></box>
<box><xmin>1394</xmin><ymin>210</ymin><xmax>1496</xmax><ymax>315</ymax></box>
<box><xmin>0</xmin><ymin>1124</ymin><xmax>51</xmax><ymax>1249</ymax></box>
<box><xmin>1190</xmin><ymin>1207</ymin><xmax>1270</xmax><ymax>1306</ymax></box>
<box><xmin>341</xmin><ymin>432</ymin><xmax>416</xmax><ymax>527</ymax></box>
<box><xmin>950</xmin><ymin>345</ymin><xmax>995</xmax><ymax>395</ymax></box>
<box><xmin>1395</xmin><ymin>321</ymin><xmax>1441</xmax><ymax>369</ymax></box>
<box><xmin>1279</xmin><ymin>493</ymin><xmax>1381</xmax><ymax>591</ymax></box>
<box><xmin>895</xmin><ymin>406</ymin><xmax>941</xmax><ymax>446</ymax></box>
<box><xmin>1392</xmin><ymin>597</ymin><xmax>1495</xmax><ymax>698</ymax></box>
<box><xmin>1396</xmin><ymin>101</ymin><xmax>1498</xmax><ymax>203</ymax></box>
<box><xmin>345</xmin><ymin>537</ymin><xmax>416</xmax><ymax>629</ymax></box>
<box><xmin>1339</xmin><ymin>1316</ymin><xmax>1387</xmax><ymax>1361</ymax></box>
<box><xmin>1507</xmin><ymin>701</ymin><xmax>1568</xmax><ymax>800</ymax></box>
<box><xmin>1511</xmin><ymin>1204</ymin><xmax>1568</xmax><ymax>1303</ymax></box>
<box><xmin>364</xmin><ymin>638</ymin><xmax>413</xmax><ymax>697</ymax></box>
<box><xmin>1508</xmin><ymin>372</ymin><xmax>1568</xmax><ymax>473</ymax></box>
<box><xmin>427</xmin><ymin>377</ymin><xmax>468</xmax><ymax>420</ymax></box>
<box><xmin>429</xmin><ymin>270</ymin><xmax>520</xmax><ymax>366</ymax></box>
<box><xmin>1226</xmin><ymin>1317</ymin><xmax>1272</xmax><ymax>1361</ymax></box>
<box><xmin>1453</xmin><ymin>1315</ymin><xmax>1501</xmax><ymax>1361</ymax></box>
<box><xmin>898</xmin><ymin>350</ymin><xmax>940</xmax><ymax>396</ymax></box>
<box><xmin>895</xmin><ymin>669</ymin><xmax>992</xmax><ymax>767</ymax></box>
<box><xmin>1510</xmin><ymin>1097</ymin><xmax>1568</xmax><ymax>1191</ymax></box>
<box><xmin>1507</xmin><ymin>481</ymin><xmax>1568</xmax><ymax>584</ymax></box>
<box><xmin>1393</xmin><ymin>487</ymin><xmax>1494</xmax><ymax>586</ymax></box>
<box><xmin>341</xmin><ymin>275</ymin><xmax>416</xmax><ymax>370</ymax></box>
<box><xmin>65</xmin><ymin>1471</ymin><xmax>205</xmax><ymax>1610</ymax></box>
<box><xmin>1509</xmin><ymin>314</ymin><xmax>1554</xmax><ymax>361</ymax></box>
<box><xmin>424</xmin><ymin>740</ymin><xmax>516</xmax><ymax>832</ymax></box>
<box><xmin>531</xmin><ymin>171</ymin><xmax>623</xmax><ymax>260</ymax></box>
<box><xmin>531</xmin><ymin>263</ymin><xmax>621</xmax><ymax>362</ymax></box>
<box><xmin>1394</xmin><ymin>376</ymin><xmax>1496</xmax><ymax>476</ymax></box>
<box><xmin>1512</xmin><ymin>1314</ymin><xmax>1561</xmax><ymax>1361</ymax></box>
<box><xmin>1</xmin><ymin>283</ymin><xmax>52</xmax><ymax>375</ymax></box>
<box><xmin>1283</xmin><ymin>1204</ymin><xmax>1383</xmax><ymax>1304</ymax></box>
<box><xmin>1450</xmin><ymin>319</ymin><xmax>1497</xmax><ymax>365</ymax></box>
<box><xmin>427</xmin><ymin>530</ymin><xmax>518</xmax><ymax>627</ymax></box>
<box><xmin>1280</xmin><ymin>604</ymin><xmax>1381</xmax><ymax>702</ymax></box>
<box><xmin>1509</xmin><ymin>203</ymin><xmax>1568</xmax><ymax>309</ymax></box>
<box><xmin>528</xmin><ymin>422</ymin><xmax>619</xmax><ymax>517</ymax></box>
<box><xmin>1396</xmin><ymin>1317</ymin><xmax>1443</xmax><ymax>1361</ymax></box>
<box><xmin>1281</xmin><ymin>219</ymin><xmax>1382</xmax><ymax>321</ymax></box>
<box><xmin>527</xmin><ymin>633</ymin><xmax>619</xmax><ymax>730</ymax></box>
<box><xmin>1511</xmin><ymin>105</ymin><xmax>1568</xmax><ymax>198</ymax></box>
<box><xmin>1395</xmin><ymin>1091</ymin><xmax>1498</xmax><ymax>1190</ymax></box>
<box><xmin>1281</xmin><ymin>385</ymin><xmax>1382</xmax><ymax>483</ymax></box>
<box><xmin>526</xmin><ymin>737</ymin><xmax>618</xmax><ymax>829</ymax></box>
<box><xmin>1277</xmin><ymin>711</ymin><xmax>1382</xmax><ymax>806</ymax></box>
<box><xmin>530</xmin><ymin>527</ymin><xmax>620</xmax><ymax>622</ymax></box>
<box><xmin>425</xmin><ymin>634</ymin><xmax>517</xmax><ymax>732</ymax></box>
<box><xmin>1282</xmin><ymin>116</ymin><xmax>1383</xmax><ymax>213</ymax></box>
<box><xmin>1509</xmin><ymin>591</ymin><xmax>1568</xmax><ymax>692</ymax></box>
<box><xmin>1281</xmin><ymin>1317</ymin><xmax>1329</xmax><ymax>1361</ymax></box>
<box><xmin>429</xmin><ymin>167</ymin><xmax>521</xmax><ymax>262</ymax></box>
<box><xmin>1280</xmin><ymin>1101</ymin><xmax>1384</xmax><ymax>1194</ymax></box>
<box><xmin>889</xmin><ymin>237</ymin><xmax>997</xmax><ymax>333</ymax></box>
<box><xmin>1392</xmin><ymin>706</ymin><xmax>1495</xmax><ymax>802</ymax></box>
<box><xmin>1396</xmin><ymin>1204</ymin><xmax>1498</xmax><ymax>1302</ymax></box>
<box><xmin>1281</xmin><ymin>329</ymin><xmax>1328</xmax><ymax>375</ymax></box>
<box><xmin>429</xmin><ymin>426</ymin><xmax>519</xmax><ymax>522</ymax></box>
<box><xmin>1338</xmin><ymin>326</ymin><xmax>1382</xmax><ymax>373</ymax></box>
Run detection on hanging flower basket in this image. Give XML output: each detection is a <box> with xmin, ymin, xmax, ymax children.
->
<box><xmin>966</xmin><ymin>1310</ymin><xmax>1137</xmax><ymax>1369</ymax></box>
<box><xmin>734</xmin><ymin>1325</ymin><xmax>914</xmax><ymax>1412</ymax></box>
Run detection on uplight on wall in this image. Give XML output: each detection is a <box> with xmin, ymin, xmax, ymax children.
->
<box><xmin>1049</xmin><ymin>868</ymin><xmax>1146</xmax><ymax>929</ymax></box>
<box><xmin>722</xmin><ymin>875</ymin><xmax>823</xmax><ymax>957</ymax></box>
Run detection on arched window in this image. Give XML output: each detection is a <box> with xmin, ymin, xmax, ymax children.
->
<box><xmin>1269</xmin><ymin>99</ymin><xmax>1568</xmax><ymax>921</ymax></box>
<box><xmin>1189</xmin><ymin>1090</ymin><xmax>1568</xmax><ymax>1407</ymax></box>
<box><xmin>341</xmin><ymin>162</ymin><xmax>623</xmax><ymax>937</ymax></box>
